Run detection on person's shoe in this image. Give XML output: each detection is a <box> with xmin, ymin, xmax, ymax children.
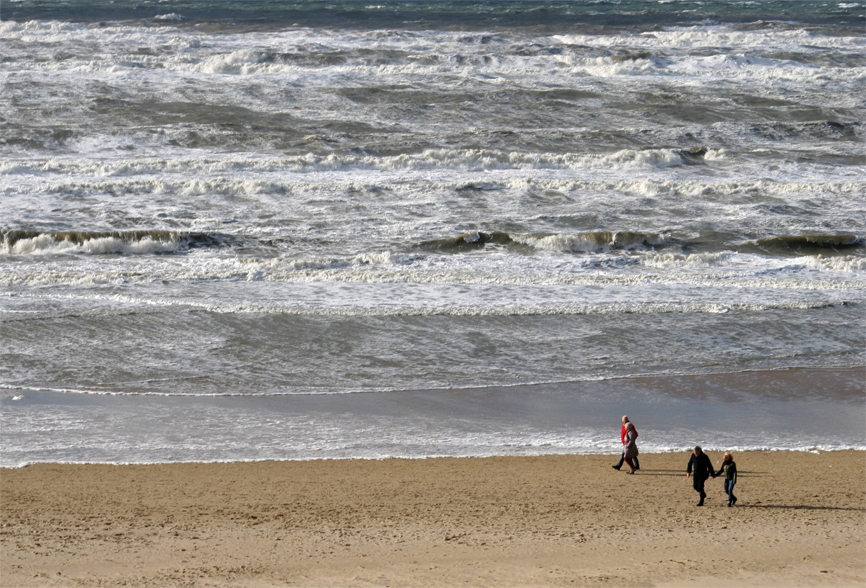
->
<box><xmin>732</xmin><ymin>496</ymin><xmax>737</xmax><ymax>505</ymax></box>
<box><xmin>634</xmin><ymin>466</ymin><xmax>640</xmax><ymax>470</ymax></box>
<box><xmin>697</xmin><ymin>501</ymin><xmax>704</xmax><ymax>506</ymax></box>
<box><xmin>612</xmin><ymin>465</ymin><xmax>622</xmax><ymax>470</ymax></box>
<box><xmin>727</xmin><ymin>502</ymin><xmax>733</xmax><ymax>507</ymax></box>
<box><xmin>627</xmin><ymin>469</ymin><xmax>636</xmax><ymax>474</ymax></box>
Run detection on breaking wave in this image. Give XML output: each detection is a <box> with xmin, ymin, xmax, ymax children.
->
<box><xmin>751</xmin><ymin>235</ymin><xmax>865</xmax><ymax>256</ymax></box>
<box><xmin>418</xmin><ymin>231</ymin><xmax>676</xmax><ymax>253</ymax></box>
<box><xmin>0</xmin><ymin>230</ymin><xmax>236</xmax><ymax>256</ymax></box>
<box><xmin>0</xmin><ymin>146</ymin><xmax>721</xmax><ymax>171</ymax></box>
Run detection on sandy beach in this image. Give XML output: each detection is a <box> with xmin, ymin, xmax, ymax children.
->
<box><xmin>1</xmin><ymin>450</ymin><xmax>863</xmax><ymax>587</ymax></box>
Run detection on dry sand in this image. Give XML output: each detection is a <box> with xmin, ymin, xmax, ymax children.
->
<box><xmin>1</xmin><ymin>451</ymin><xmax>864</xmax><ymax>587</ymax></box>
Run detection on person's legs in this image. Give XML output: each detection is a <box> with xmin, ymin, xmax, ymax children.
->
<box><xmin>632</xmin><ymin>455</ymin><xmax>640</xmax><ymax>470</ymax></box>
<box><xmin>694</xmin><ymin>477</ymin><xmax>706</xmax><ymax>505</ymax></box>
<box><xmin>624</xmin><ymin>457</ymin><xmax>636</xmax><ymax>473</ymax></box>
<box><xmin>612</xmin><ymin>451</ymin><xmax>625</xmax><ymax>470</ymax></box>
<box><xmin>725</xmin><ymin>480</ymin><xmax>737</xmax><ymax>505</ymax></box>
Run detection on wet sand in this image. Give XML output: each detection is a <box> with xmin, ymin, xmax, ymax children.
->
<box><xmin>1</xmin><ymin>451</ymin><xmax>864</xmax><ymax>587</ymax></box>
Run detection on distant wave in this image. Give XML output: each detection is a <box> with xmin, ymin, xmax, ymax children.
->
<box><xmin>0</xmin><ymin>230</ymin><xmax>238</xmax><ymax>255</ymax></box>
<box><xmin>417</xmin><ymin>231</ymin><xmax>866</xmax><ymax>257</ymax></box>
<box><xmin>2</xmin><ymin>290</ymin><xmax>857</xmax><ymax>321</ymax></box>
<box><xmin>751</xmin><ymin>235</ymin><xmax>865</xmax><ymax>256</ymax></box>
<box><xmin>3</xmin><ymin>229</ymin><xmax>864</xmax><ymax>262</ymax></box>
<box><xmin>0</xmin><ymin>145</ymin><xmax>722</xmax><ymax>171</ymax></box>
<box><xmin>418</xmin><ymin>230</ymin><xmax>677</xmax><ymax>253</ymax></box>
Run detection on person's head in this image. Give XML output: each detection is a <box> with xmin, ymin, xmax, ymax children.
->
<box><xmin>622</xmin><ymin>415</ymin><xmax>629</xmax><ymax>425</ymax></box>
<box><xmin>625</xmin><ymin>422</ymin><xmax>633</xmax><ymax>431</ymax></box>
<box><xmin>723</xmin><ymin>452</ymin><xmax>732</xmax><ymax>462</ymax></box>
<box><xmin>694</xmin><ymin>445</ymin><xmax>702</xmax><ymax>456</ymax></box>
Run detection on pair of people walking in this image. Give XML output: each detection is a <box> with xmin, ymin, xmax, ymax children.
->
<box><xmin>687</xmin><ymin>446</ymin><xmax>738</xmax><ymax>506</ymax></box>
<box><xmin>612</xmin><ymin>415</ymin><xmax>639</xmax><ymax>474</ymax></box>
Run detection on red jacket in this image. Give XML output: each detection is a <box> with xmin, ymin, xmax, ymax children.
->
<box><xmin>620</xmin><ymin>423</ymin><xmax>638</xmax><ymax>444</ymax></box>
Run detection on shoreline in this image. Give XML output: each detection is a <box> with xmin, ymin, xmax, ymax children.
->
<box><xmin>2</xmin><ymin>450</ymin><xmax>864</xmax><ymax>587</ymax></box>
<box><xmin>4</xmin><ymin>444</ymin><xmax>866</xmax><ymax>470</ymax></box>
<box><xmin>4</xmin><ymin>366</ymin><xmax>864</xmax><ymax>468</ymax></box>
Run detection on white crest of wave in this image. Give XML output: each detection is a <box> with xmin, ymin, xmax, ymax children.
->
<box><xmin>4</xmin><ymin>148</ymin><xmax>709</xmax><ymax>176</ymax></box>
<box><xmin>513</xmin><ymin>232</ymin><xmax>668</xmax><ymax>253</ymax></box>
<box><xmin>0</xmin><ymin>19</ymin><xmax>85</xmax><ymax>35</ymax></box>
<box><xmin>556</xmin><ymin>54</ymin><xmax>660</xmax><ymax>76</ymax></box>
<box><xmin>2</xmin><ymin>235</ymin><xmax>180</xmax><ymax>256</ymax></box>
<box><xmin>191</xmin><ymin>49</ymin><xmax>285</xmax><ymax>75</ymax></box>
<box><xmin>553</xmin><ymin>27</ymin><xmax>864</xmax><ymax>51</ymax></box>
<box><xmin>383</xmin><ymin>147</ymin><xmax>698</xmax><ymax>171</ymax></box>
<box><xmin>805</xmin><ymin>256</ymin><xmax>866</xmax><ymax>272</ymax></box>
<box><xmin>640</xmin><ymin>252</ymin><xmax>734</xmax><ymax>269</ymax></box>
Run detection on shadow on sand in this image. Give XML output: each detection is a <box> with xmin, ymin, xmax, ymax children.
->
<box><xmin>622</xmin><ymin>469</ymin><xmax>768</xmax><ymax>478</ymax></box>
<box><xmin>732</xmin><ymin>504</ymin><xmax>866</xmax><ymax>512</ymax></box>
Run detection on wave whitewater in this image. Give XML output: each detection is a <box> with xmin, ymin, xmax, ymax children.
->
<box><xmin>2</xmin><ymin>291</ymin><xmax>855</xmax><ymax>322</ymax></box>
<box><xmin>417</xmin><ymin>231</ymin><xmax>865</xmax><ymax>257</ymax></box>
<box><xmin>3</xmin><ymin>229</ymin><xmax>863</xmax><ymax>259</ymax></box>
<box><xmin>419</xmin><ymin>231</ymin><xmax>675</xmax><ymax>253</ymax></box>
<box><xmin>0</xmin><ymin>146</ymin><xmax>722</xmax><ymax>171</ymax></box>
<box><xmin>752</xmin><ymin>235</ymin><xmax>865</xmax><ymax>255</ymax></box>
<box><xmin>0</xmin><ymin>230</ymin><xmax>235</xmax><ymax>255</ymax></box>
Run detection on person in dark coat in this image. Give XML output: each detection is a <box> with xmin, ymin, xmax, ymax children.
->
<box><xmin>686</xmin><ymin>446</ymin><xmax>715</xmax><ymax>506</ymax></box>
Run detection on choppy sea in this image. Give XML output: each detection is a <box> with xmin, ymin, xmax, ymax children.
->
<box><xmin>1</xmin><ymin>0</ymin><xmax>864</xmax><ymax>467</ymax></box>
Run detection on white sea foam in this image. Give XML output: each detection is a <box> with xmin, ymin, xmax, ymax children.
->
<box><xmin>3</xmin><ymin>21</ymin><xmax>861</xmax><ymax>86</ymax></box>
<box><xmin>4</xmin><ymin>265</ymin><xmax>862</xmax><ymax>321</ymax></box>
<box><xmin>1</xmin><ymin>235</ymin><xmax>182</xmax><ymax>256</ymax></box>
<box><xmin>556</xmin><ymin>27</ymin><xmax>865</xmax><ymax>50</ymax></box>
<box><xmin>803</xmin><ymin>255</ymin><xmax>866</xmax><ymax>272</ymax></box>
<box><xmin>512</xmin><ymin>231</ymin><xmax>671</xmax><ymax>252</ymax></box>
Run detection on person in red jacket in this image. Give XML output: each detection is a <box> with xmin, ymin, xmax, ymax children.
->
<box><xmin>612</xmin><ymin>415</ymin><xmax>641</xmax><ymax>471</ymax></box>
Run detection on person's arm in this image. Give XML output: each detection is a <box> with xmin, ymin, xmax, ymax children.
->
<box><xmin>715</xmin><ymin>465</ymin><xmax>724</xmax><ymax>477</ymax></box>
<box><xmin>731</xmin><ymin>462</ymin><xmax>737</xmax><ymax>484</ymax></box>
<box><xmin>706</xmin><ymin>455</ymin><xmax>716</xmax><ymax>477</ymax></box>
<box><xmin>686</xmin><ymin>455</ymin><xmax>693</xmax><ymax>477</ymax></box>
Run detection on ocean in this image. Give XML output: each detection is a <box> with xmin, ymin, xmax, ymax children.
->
<box><xmin>1</xmin><ymin>0</ymin><xmax>864</xmax><ymax>467</ymax></box>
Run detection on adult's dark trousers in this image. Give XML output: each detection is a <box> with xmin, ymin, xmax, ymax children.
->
<box><xmin>693</xmin><ymin>476</ymin><xmax>708</xmax><ymax>502</ymax></box>
<box><xmin>614</xmin><ymin>451</ymin><xmax>640</xmax><ymax>469</ymax></box>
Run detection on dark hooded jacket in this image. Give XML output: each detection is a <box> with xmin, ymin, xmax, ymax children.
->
<box><xmin>687</xmin><ymin>452</ymin><xmax>714</xmax><ymax>481</ymax></box>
